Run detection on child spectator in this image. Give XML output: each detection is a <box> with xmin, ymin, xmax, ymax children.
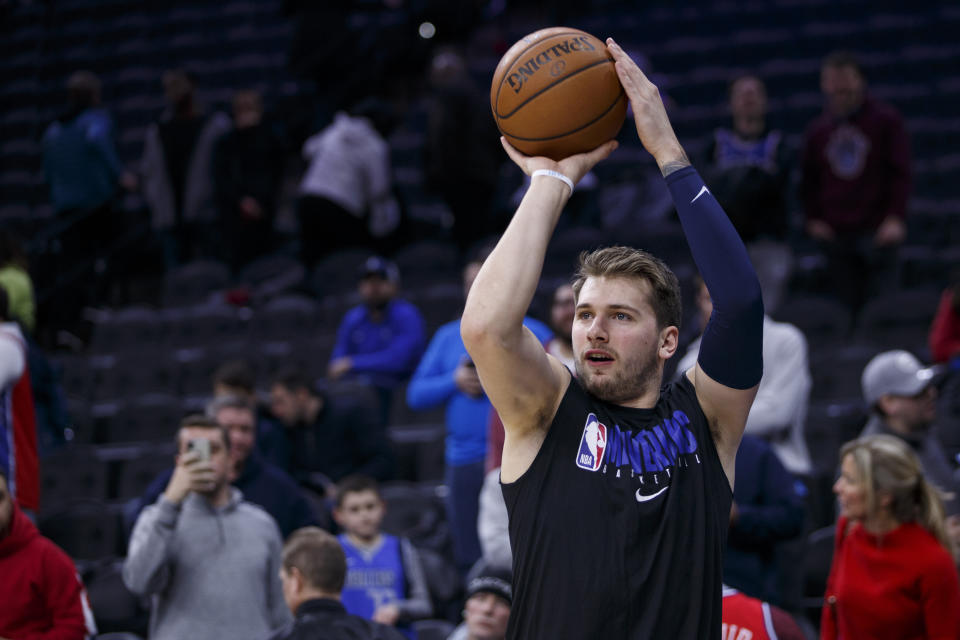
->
<box><xmin>333</xmin><ymin>475</ymin><xmax>432</xmax><ymax>638</ymax></box>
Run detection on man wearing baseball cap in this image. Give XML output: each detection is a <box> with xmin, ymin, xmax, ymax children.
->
<box><xmin>860</xmin><ymin>350</ymin><xmax>958</xmax><ymax>517</ymax></box>
<box><xmin>447</xmin><ymin>565</ymin><xmax>512</xmax><ymax>640</ymax></box>
<box><xmin>328</xmin><ymin>256</ymin><xmax>426</xmax><ymax>425</ymax></box>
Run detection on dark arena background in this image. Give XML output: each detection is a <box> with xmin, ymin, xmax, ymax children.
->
<box><xmin>1</xmin><ymin>0</ymin><xmax>958</xmax><ymax>638</ymax></box>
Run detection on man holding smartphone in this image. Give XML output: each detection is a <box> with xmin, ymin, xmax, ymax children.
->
<box><xmin>123</xmin><ymin>415</ymin><xmax>291</xmax><ymax>640</ymax></box>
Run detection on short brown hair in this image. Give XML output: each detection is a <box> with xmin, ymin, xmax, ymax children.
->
<box><xmin>572</xmin><ymin>246</ymin><xmax>682</xmax><ymax>329</ymax></box>
<box><xmin>282</xmin><ymin>527</ymin><xmax>346</xmax><ymax>593</ymax></box>
<box><xmin>335</xmin><ymin>475</ymin><xmax>380</xmax><ymax>508</ymax></box>
<box><xmin>822</xmin><ymin>50</ymin><xmax>864</xmax><ymax>77</ymax></box>
<box><xmin>177</xmin><ymin>414</ymin><xmax>230</xmax><ymax>451</ymax></box>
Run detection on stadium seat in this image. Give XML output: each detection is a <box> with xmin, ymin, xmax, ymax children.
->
<box><xmin>115</xmin><ymin>445</ymin><xmax>176</xmax><ymax>500</ymax></box>
<box><xmin>38</xmin><ymin>502</ymin><xmax>123</xmax><ymax>561</ymax></box>
<box><xmin>162</xmin><ymin>260</ymin><xmax>231</xmax><ymax>307</ymax></box>
<box><xmin>855</xmin><ymin>289</ymin><xmax>942</xmax><ymax>355</ymax></box>
<box><xmin>380</xmin><ymin>482</ymin><xmax>449</xmax><ymax>553</ymax></box>
<box><xmin>414</xmin><ymin>619</ymin><xmax>456</xmax><ymax>640</ymax></box>
<box><xmin>310</xmin><ymin>249</ymin><xmax>375</xmax><ymax>298</ymax></box>
<box><xmin>394</xmin><ymin>241</ymin><xmax>460</xmax><ymax>288</ymax></box>
<box><xmin>775</xmin><ymin>295</ymin><xmax>852</xmax><ymax>348</ymax></box>
<box><xmin>801</xmin><ymin>525</ymin><xmax>836</xmax><ymax>628</ymax></box>
<box><xmin>105</xmin><ymin>394</ymin><xmax>182</xmax><ymax>443</ymax></box>
<box><xmin>808</xmin><ymin>344</ymin><xmax>876</xmax><ymax>402</ymax></box>
<box><xmin>84</xmin><ymin>561</ymin><xmax>147</xmax><ymax>636</ymax></box>
<box><xmin>251</xmin><ymin>294</ymin><xmax>322</xmax><ymax>341</ymax></box>
<box><xmin>40</xmin><ymin>447</ymin><xmax>110</xmax><ymax>509</ymax></box>
<box><xmin>388</xmin><ymin>423</ymin><xmax>445</xmax><ymax>483</ymax></box>
<box><xmin>804</xmin><ymin>399</ymin><xmax>867</xmax><ymax>476</ymax></box>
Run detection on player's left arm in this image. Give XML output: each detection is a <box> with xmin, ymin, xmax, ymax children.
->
<box><xmin>672</xmin><ymin>159</ymin><xmax>764</xmax><ymax>485</ymax></box>
<box><xmin>611</xmin><ymin>39</ymin><xmax>763</xmax><ymax>486</ymax></box>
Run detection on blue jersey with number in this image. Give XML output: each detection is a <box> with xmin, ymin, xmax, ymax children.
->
<box><xmin>339</xmin><ymin>533</ymin><xmax>414</xmax><ymax>638</ymax></box>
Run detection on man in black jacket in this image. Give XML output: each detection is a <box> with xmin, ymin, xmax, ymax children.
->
<box><xmin>269</xmin><ymin>527</ymin><xmax>405</xmax><ymax>640</ymax></box>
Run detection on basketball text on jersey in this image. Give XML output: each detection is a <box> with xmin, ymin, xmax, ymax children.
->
<box><xmin>575</xmin><ymin>410</ymin><xmax>702</xmax><ymax>501</ymax></box>
<box><xmin>721</xmin><ymin>624</ymin><xmax>755</xmax><ymax>640</ymax></box>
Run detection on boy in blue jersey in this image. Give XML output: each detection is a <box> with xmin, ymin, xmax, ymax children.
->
<box><xmin>334</xmin><ymin>476</ymin><xmax>432</xmax><ymax>638</ymax></box>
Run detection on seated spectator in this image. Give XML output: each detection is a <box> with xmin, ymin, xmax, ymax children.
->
<box><xmin>930</xmin><ymin>274</ymin><xmax>960</xmax><ymax>366</ymax></box>
<box><xmin>860</xmin><ymin>350</ymin><xmax>959</xmax><ymax>517</ymax></box>
<box><xmin>724</xmin><ymin>435</ymin><xmax>805</xmax><ymax>607</ymax></box>
<box><xmin>297</xmin><ymin>99</ymin><xmax>401</xmax><ymax>267</ymax></box>
<box><xmin>447</xmin><ymin>564</ymin><xmax>512</xmax><ymax>640</ymax></box>
<box><xmin>0</xmin><ymin>288</ymin><xmax>39</xmax><ymax>513</ymax></box>
<box><xmin>721</xmin><ymin>584</ymin><xmax>804</xmax><ymax>640</ymax></box>
<box><xmin>141</xmin><ymin>69</ymin><xmax>231</xmax><ymax>268</ymax></box>
<box><xmin>701</xmin><ymin>74</ymin><xmax>793</xmax><ymax>312</ymax></box>
<box><xmin>801</xmin><ymin>51</ymin><xmax>911</xmax><ymax>315</ymax></box>
<box><xmin>823</xmin><ymin>435</ymin><xmax>960</xmax><ymax>639</ymax></box>
<box><xmin>123</xmin><ymin>415</ymin><xmax>290</xmax><ymax>640</ymax></box>
<box><xmin>213</xmin><ymin>89</ymin><xmax>285</xmax><ymax>272</ymax></box>
<box><xmin>328</xmin><ymin>257</ymin><xmax>426</xmax><ymax>426</ymax></box>
<box><xmin>677</xmin><ymin>277</ymin><xmax>812</xmax><ymax>475</ymax></box>
<box><xmin>211</xmin><ymin>359</ymin><xmax>286</xmax><ymax>468</ymax></box>
<box><xmin>270</xmin><ymin>368</ymin><xmax>395</xmax><ymax>489</ymax></box>
<box><xmin>0</xmin><ymin>468</ymin><xmax>97</xmax><ymax>640</ymax></box>
<box><xmin>407</xmin><ymin>251</ymin><xmax>550</xmax><ymax>574</ymax></box>
<box><xmin>126</xmin><ymin>395</ymin><xmax>319</xmax><ymax>539</ymax></box>
<box><xmin>269</xmin><ymin>527</ymin><xmax>406</xmax><ymax>640</ymax></box>
<box><xmin>333</xmin><ymin>475</ymin><xmax>431</xmax><ymax>636</ymax></box>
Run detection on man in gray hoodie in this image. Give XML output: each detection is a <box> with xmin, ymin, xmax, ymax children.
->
<box><xmin>123</xmin><ymin>414</ymin><xmax>291</xmax><ymax>640</ymax></box>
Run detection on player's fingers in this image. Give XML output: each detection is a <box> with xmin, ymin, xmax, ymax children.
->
<box><xmin>500</xmin><ymin>136</ymin><xmax>530</xmax><ymax>168</ymax></box>
<box><xmin>582</xmin><ymin>139</ymin><xmax>619</xmax><ymax>165</ymax></box>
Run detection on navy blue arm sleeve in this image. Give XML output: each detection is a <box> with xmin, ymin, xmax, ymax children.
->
<box><xmin>666</xmin><ymin>166</ymin><xmax>764</xmax><ymax>389</ymax></box>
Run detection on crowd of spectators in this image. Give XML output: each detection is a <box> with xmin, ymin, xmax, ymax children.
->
<box><xmin>1</xmin><ymin>1</ymin><xmax>959</xmax><ymax>639</ymax></box>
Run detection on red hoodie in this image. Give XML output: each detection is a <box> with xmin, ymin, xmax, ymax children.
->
<box><xmin>0</xmin><ymin>506</ymin><xmax>94</xmax><ymax>640</ymax></box>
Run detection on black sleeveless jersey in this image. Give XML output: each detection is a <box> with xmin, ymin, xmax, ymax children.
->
<box><xmin>502</xmin><ymin>375</ymin><xmax>732</xmax><ymax>639</ymax></box>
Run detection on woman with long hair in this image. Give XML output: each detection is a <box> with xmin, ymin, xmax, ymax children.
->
<box><xmin>823</xmin><ymin>434</ymin><xmax>960</xmax><ymax>639</ymax></box>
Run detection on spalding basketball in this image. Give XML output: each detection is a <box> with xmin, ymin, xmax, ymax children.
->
<box><xmin>491</xmin><ymin>27</ymin><xmax>627</xmax><ymax>161</ymax></box>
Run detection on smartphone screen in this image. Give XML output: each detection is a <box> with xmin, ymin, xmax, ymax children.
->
<box><xmin>188</xmin><ymin>438</ymin><xmax>211</xmax><ymax>461</ymax></box>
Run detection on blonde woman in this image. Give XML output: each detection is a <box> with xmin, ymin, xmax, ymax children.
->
<box><xmin>823</xmin><ymin>434</ymin><xmax>960</xmax><ymax>639</ymax></box>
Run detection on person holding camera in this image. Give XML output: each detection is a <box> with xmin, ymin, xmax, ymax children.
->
<box><xmin>123</xmin><ymin>415</ymin><xmax>291</xmax><ymax>640</ymax></box>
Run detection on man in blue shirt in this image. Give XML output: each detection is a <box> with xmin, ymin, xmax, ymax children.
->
<box><xmin>329</xmin><ymin>257</ymin><xmax>427</xmax><ymax>426</ymax></box>
<box><xmin>407</xmin><ymin>253</ymin><xmax>550</xmax><ymax>573</ymax></box>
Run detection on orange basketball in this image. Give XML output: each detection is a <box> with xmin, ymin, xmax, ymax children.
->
<box><xmin>490</xmin><ymin>27</ymin><xmax>627</xmax><ymax>161</ymax></box>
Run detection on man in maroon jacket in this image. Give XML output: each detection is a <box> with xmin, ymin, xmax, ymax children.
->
<box><xmin>801</xmin><ymin>50</ymin><xmax>912</xmax><ymax>314</ymax></box>
<box><xmin>0</xmin><ymin>468</ymin><xmax>95</xmax><ymax>640</ymax></box>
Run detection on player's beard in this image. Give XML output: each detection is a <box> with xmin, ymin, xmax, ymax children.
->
<box><xmin>576</xmin><ymin>341</ymin><xmax>661</xmax><ymax>405</ymax></box>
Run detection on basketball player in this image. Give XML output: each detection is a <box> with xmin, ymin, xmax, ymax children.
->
<box><xmin>460</xmin><ymin>39</ymin><xmax>764</xmax><ymax>639</ymax></box>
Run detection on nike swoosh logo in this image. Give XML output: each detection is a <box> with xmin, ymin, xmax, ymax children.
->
<box><xmin>635</xmin><ymin>485</ymin><xmax>669</xmax><ymax>503</ymax></box>
<box><xmin>691</xmin><ymin>185</ymin><xmax>711</xmax><ymax>203</ymax></box>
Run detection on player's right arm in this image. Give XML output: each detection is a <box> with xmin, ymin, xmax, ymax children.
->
<box><xmin>461</xmin><ymin>139</ymin><xmax>616</xmax><ymax>481</ymax></box>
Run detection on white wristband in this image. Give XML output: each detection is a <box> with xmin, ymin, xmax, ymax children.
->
<box><xmin>531</xmin><ymin>169</ymin><xmax>574</xmax><ymax>194</ymax></box>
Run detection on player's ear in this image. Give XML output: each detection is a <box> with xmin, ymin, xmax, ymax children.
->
<box><xmin>658</xmin><ymin>326</ymin><xmax>679</xmax><ymax>360</ymax></box>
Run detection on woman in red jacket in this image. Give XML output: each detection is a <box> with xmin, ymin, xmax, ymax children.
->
<box><xmin>823</xmin><ymin>434</ymin><xmax>960</xmax><ymax>640</ymax></box>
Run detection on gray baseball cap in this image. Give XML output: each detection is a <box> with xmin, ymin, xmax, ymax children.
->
<box><xmin>861</xmin><ymin>350</ymin><xmax>937</xmax><ymax>406</ymax></box>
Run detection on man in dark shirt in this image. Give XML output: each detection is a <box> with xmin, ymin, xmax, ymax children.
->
<box><xmin>269</xmin><ymin>527</ymin><xmax>405</xmax><ymax>640</ymax></box>
<box><xmin>461</xmin><ymin>40</ymin><xmax>763</xmax><ymax>639</ymax></box>
<box><xmin>801</xmin><ymin>51</ymin><xmax>912</xmax><ymax>314</ymax></box>
<box><xmin>269</xmin><ymin>368</ymin><xmax>395</xmax><ymax>492</ymax></box>
<box><xmin>212</xmin><ymin>90</ymin><xmax>285</xmax><ymax>272</ymax></box>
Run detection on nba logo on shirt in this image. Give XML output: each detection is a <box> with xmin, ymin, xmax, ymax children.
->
<box><xmin>576</xmin><ymin>413</ymin><xmax>606</xmax><ymax>471</ymax></box>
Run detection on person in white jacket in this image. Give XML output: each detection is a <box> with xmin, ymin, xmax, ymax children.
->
<box><xmin>676</xmin><ymin>277</ymin><xmax>812</xmax><ymax>476</ymax></box>
<box><xmin>297</xmin><ymin>99</ymin><xmax>400</xmax><ymax>268</ymax></box>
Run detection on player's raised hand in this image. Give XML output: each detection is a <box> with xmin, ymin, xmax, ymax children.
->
<box><xmin>500</xmin><ymin>136</ymin><xmax>618</xmax><ymax>187</ymax></box>
<box><xmin>606</xmin><ymin>38</ymin><xmax>686</xmax><ymax>170</ymax></box>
